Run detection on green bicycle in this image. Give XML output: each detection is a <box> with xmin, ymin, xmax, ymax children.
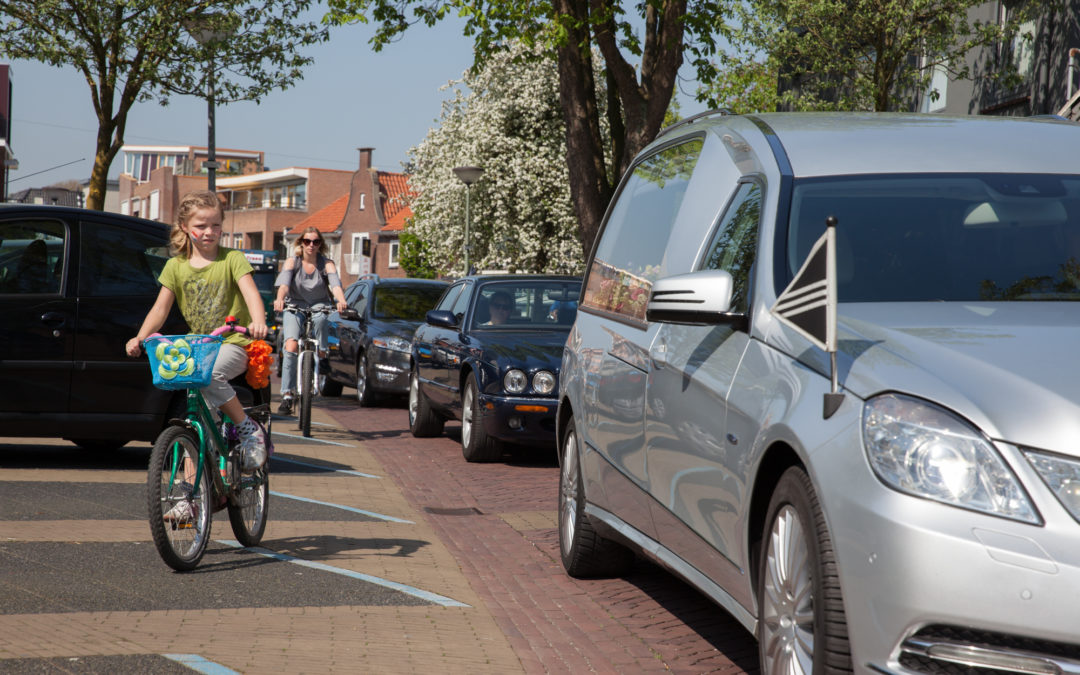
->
<box><xmin>143</xmin><ymin>320</ymin><xmax>271</xmax><ymax>571</ymax></box>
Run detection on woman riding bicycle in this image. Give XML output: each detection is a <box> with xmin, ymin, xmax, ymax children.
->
<box><xmin>273</xmin><ymin>226</ymin><xmax>348</xmax><ymax>414</ymax></box>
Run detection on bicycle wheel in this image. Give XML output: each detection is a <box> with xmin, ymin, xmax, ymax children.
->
<box><xmin>299</xmin><ymin>349</ymin><xmax>314</xmax><ymax>437</ymax></box>
<box><xmin>147</xmin><ymin>426</ymin><xmax>212</xmax><ymax>571</ymax></box>
<box><xmin>228</xmin><ymin>467</ymin><xmax>270</xmax><ymax>547</ymax></box>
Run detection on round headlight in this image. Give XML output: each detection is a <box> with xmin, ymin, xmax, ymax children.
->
<box><xmin>532</xmin><ymin>370</ymin><xmax>556</xmax><ymax>395</ymax></box>
<box><xmin>503</xmin><ymin>369</ymin><xmax>527</xmax><ymax>393</ymax></box>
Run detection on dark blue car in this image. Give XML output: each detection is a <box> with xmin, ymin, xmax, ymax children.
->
<box><xmin>409</xmin><ymin>274</ymin><xmax>581</xmax><ymax>462</ymax></box>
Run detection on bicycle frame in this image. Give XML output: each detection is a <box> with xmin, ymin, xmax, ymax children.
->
<box><xmin>165</xmin><ymin>388</ymin><xmax>235</xmax><ymax>502</ymax></box>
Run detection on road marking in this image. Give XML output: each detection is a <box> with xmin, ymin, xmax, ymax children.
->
<box><xmin>270</xmin><ymin>430</ymin><xmax>356</xmax><ymax>447</ymax></box>
<box><xmin>218</xmin><ymin>540</ymin><xmax>471</xmax><ymax>608</ymax></box>
<box><xmin>271</xmin><ymin>491</ymin><xmax>413</xmax><ymax>523</ymax></box>
<box><xmin>163</xmin><ymin>654</ymin><xmax>239</xmax><ymax>674</ymax></box>
<box><xmin>272</xmin><ymin>455</ymin><xmax>380</xmax><ymax>478</ymax></box>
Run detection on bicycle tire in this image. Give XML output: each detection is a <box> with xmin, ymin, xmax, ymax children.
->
<box><xmin>147</xmin><ymin>426</ymin><xmax>212</xmax><ymax>571</ymax></box>
<box><xmin>228</xmin><ymin>467</ymin><xmax>270</xmax><ymax>547</ymax></box>
<box><xmin>300</xmin><ymin>349</ymin><xmax>314</xmax><ymax>437</ymax></box>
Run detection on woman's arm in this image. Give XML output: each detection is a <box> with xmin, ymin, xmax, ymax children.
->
<box><xmin>126</xmin><ymin>286</ymin><xmax>176</xmax><ymax>356</ymax></box>
<box><xmin>324</xmin><ymin>261</ymin><xmax>348</xmax><ymax>312</ymax></box>
<box><xmin>273</xmin><ymin>256</ymin><xmax>296</xmax><ymax>312</ymax></box>
<box><xmin>238</xmin><ymin>273</ymin><xmax>268</xmax><ymax>340</ymax></box>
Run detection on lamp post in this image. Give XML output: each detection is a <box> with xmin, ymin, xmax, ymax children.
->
<box><xmin>185</xmin><ymin>15</ymin><xmax>234</xmax><ymax>193</ymax></box>
<box><xmin>452</xmin><ymin>166</ymin><xmax>483</xmax><ymax>275</ymax></box>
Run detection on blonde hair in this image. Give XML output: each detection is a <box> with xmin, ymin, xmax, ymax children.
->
<box><xmin>170</xmin><ymin>190</ymin><xmax>225</xmax><ymax>258</ymax></box>
<box><xmin>291</xmin><ymin>226</ymin><xmax>327</xmax><ymax>257</ymax></box>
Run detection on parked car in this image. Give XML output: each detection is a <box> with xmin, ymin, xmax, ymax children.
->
<box><xmin>410</xmin><ymin>274</ymin><xmax>581</xmax><ymax>461</ymax></box>
<box><xmin>0</xmin><ymin>204</ymin><xmax>188</xmax><ymax>449</ymax></box>
<box><xmin>322</xmin><ymin>274</ymin><xmax>448</xmax><ymax>405</ymax></box>
<box><xmin>557</xmin><ymin>112</ymin><xmax>1080</xmax><ymax>673</ymax></box>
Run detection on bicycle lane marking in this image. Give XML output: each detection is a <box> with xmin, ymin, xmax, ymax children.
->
<box><xmin>164</xmin><ymin>654</ymin><xmax>239</xmax><ymax>675</ymax></box>
<box><xmin>217</xmin><ymin>540</ymin><xmax>471</xmax><ymax>608</ymax></box>
<box><xmin>270</xmin><ymin>491</ymin><xmax>414</xmax><ymax>523</ymax></box>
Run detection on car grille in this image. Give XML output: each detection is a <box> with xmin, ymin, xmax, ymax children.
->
<box><xmin>900</xmin><ymin>624</ymin><xmax>1080</xmax><ymax>674</ymax></box>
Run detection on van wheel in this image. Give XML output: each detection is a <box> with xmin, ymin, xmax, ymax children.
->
<box><xmin>558</xmin><ymin>418</ymin><xmax>632</xmax><ymax>577</ymax></box>
<box><xmin>758</xmin><ymin>467</ymin><xmax>852</xmax><ymax>674</ymax></box>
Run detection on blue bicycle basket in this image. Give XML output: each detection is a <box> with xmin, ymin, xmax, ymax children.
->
<box><xmin>144</xmin><ymin>334</ymin><xmax>223</xmax><ymax>390</ymax></box>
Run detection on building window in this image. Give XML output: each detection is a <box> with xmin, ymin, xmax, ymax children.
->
<box><xmin>149</xmin><ymin>190</ymin><xmax>160</xmax><ymax>221</ymax></box>
<box><xmin>389</xmin><ymin>240</ymin><xmax>400</xmax><ymax>268</ymax></box>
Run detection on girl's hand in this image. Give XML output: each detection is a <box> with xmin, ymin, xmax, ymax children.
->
<box><xmin>248</xmin><ymin>321</ymin><xmax>269</xmax><ymax>340</ymax></box>
<box><xmin>125</xmin><ymin>337</ymin><xmax>144</xmax><ymax>357</ymax></box>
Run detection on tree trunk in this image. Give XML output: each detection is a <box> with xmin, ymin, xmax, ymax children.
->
<box><xmin>553</xmin><ymin>0</ymin><xmax>612</xmax><ymax>255</ymax></box>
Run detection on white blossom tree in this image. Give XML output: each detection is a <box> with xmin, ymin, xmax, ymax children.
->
<box><xmin>406</xmin><ymin>42</ymin><xmax>607</xmax><ymax>277</ymax></box>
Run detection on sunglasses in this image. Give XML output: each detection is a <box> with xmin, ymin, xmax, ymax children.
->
<box><xmin>301</xmin><ymin>238</ymin><xmax>321</xmax><ymax>245</ymax></box>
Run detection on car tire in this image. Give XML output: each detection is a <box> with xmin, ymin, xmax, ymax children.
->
<box><xmin>355</xmin><ymin>352</ymin><xmax>376</xmax><ymax>407</ymax></box>
<box><xmin>461</xmin><ymin>373</ymin><xmax>501</xmax><ymax>462</ymax></box>
<box><xmin>558</xmin><ymin>417</ymin><xmax>633</xmax><ymax>577</ymax></box>
<box><xmin>321</xmin><ymin>367</ymin><xmax>343</xmax><ymax>397</ymax></box>
<box><xmin>70</xmin><ymin>438</ymin><xmax>128</xmax><ymax>452</ymax></box>
<box><xmin>758</xmin><ymin>467</ymin><xmax>852</xmax><ymax>675</ymax></box>
<box><xmin>408</xmin><ymin>368</ymin><xmax>444</xmax><ymax>438</ymax></box>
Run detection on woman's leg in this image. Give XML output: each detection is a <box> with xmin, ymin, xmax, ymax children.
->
<box><xmin>279</xmin><ymin>311</ymin><xmax>302</xmax><ymax>401</ymax></box>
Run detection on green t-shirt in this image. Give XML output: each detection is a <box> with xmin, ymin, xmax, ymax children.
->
<box><xmin>159</xmin><ymin>248</ymin><xmax>254</xmax><ymax>346</ymax></box>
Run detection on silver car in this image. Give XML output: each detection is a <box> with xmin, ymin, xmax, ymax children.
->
<box><xmin>557</xmin><ymin>112</ymin><xmax>1080</xmax><ymax>674</ymax></box>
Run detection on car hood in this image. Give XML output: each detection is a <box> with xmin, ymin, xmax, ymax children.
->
<box><xmin>835</xmin><ymin>302</ymin><xmax>1080</xmax><ymax>455</ymax></box>
<box><xmin>372</xmin><ymin>317</ymin><xmax>424</xmax><ymax>339</ymax></box>
<box><xmin>475</xmin><ymin>330</ymin><xmax>569</xmax><ymax>372</ymax></box>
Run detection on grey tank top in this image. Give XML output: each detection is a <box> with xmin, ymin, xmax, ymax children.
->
<box><xmin>275</xmin><ymin>256</ymin><xmax>341</xmax><ymax>309</ymax></box>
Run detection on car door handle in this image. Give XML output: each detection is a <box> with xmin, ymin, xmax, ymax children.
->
<box><xmin>40</xmin><ymin>312</ymin><xmax>67</xmax><ymax>328</ymax></box>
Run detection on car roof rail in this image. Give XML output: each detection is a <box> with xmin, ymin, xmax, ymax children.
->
<box><xmin>656</xmin><ymin>108</ymin><xmax>734</xmax><ymax>138</ymax></box>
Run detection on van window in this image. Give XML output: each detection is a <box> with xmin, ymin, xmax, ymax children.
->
<box><xmin>79</xmin><ymin>222</ymin><xmax>170</xmax><ymax>297</ymax></box>
<box><xmin>582</xmin><ymin>138</ymin><xmax>703</xmax><ymax>322</ymax></box>
<box><xmin>0</xmin><ymin>220</ymin><xmax>67</xmax><ymax>295</ymax></box>
<box><xmin>701</xmin><ymin>181</ymin><xmax>762</xmax><ymax>313</ymax></box>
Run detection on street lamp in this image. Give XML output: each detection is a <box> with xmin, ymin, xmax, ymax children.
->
<box><xmin>185</xmin><ymin>14</ymin><xmax>235</xmax><ymax>193</ymax></box>
<box><xmin>452</xmin><ymin>166</ymin><xmax>484</xmax><ymax>275</ymax></box>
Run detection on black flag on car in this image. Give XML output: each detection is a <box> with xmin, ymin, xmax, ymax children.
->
<box><xmin>771</xmin><ymin>216</ymin><xmax>844</xmax><ymax>417</ymax></box>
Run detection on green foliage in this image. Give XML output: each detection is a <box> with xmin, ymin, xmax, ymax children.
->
<box><xmin>697</xmin><ymin>56</ymin><xmax>780</xmax><ymax>114</ymax></box>
<box><xmin>398</xmin><ymin>227</ymin><xmax>439</xmax><ymax>279</ymax></box>
<box><xmin>0</xmin><ymin>0</ymin><xmax>328</xmax><ymax>209</ymax></box>
<box><xmin>725</xmin><ymin>0</ymin><xmax>1041</xmax><ymax>111</ymax></box>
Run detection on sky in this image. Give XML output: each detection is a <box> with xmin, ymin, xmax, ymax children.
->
<box><xmin>8</xmin><ymin>8</ymin><xmax>707</xmax><ymax>190</ymax></box>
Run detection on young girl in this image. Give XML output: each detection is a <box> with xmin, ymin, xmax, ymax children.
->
<box><xmin>126</xmin><ymin>190</ymin><xmax>269</xmax><ymax>488</ymax></box>
<box><xmin>272</xmin><ymin>226</ymin><xmax>347</xmax><ymax>414</ymax></box>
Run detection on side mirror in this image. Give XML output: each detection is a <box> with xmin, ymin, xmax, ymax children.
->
<box><xmin>646</xmin><ymin>270</ymin><xmax>747</xmax><ymax>328</ymax></box>
<box><xmin>426</xmin><ymin>309</ymin><xmax>459</xmax><ymax>329</ymax></box>
<box><xmin>340</xmin><ymin>307</ymin><xmax>360</xmax><ymax>321</ymax></box>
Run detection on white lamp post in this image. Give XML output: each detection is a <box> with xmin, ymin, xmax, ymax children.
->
<box><xmin>452</xmin><ymin>166</ymin><xmax>484</xmax><ymax>275</ymax></box>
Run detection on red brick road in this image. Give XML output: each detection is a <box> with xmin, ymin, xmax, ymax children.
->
<box><xmin>318</xmin><ymin>397</ymin><xmax>760</xmax><ymax>674</ymax></box>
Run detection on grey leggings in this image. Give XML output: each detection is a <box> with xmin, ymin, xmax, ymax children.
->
<box><xmin>200</xmin><ymin>342</ymin><xmax>248</xmax><ymax>409</ymax></box>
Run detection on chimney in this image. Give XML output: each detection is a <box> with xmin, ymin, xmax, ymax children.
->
<box><xmin>358</xmin><ymin>147</ymin><xmax>373</xmax><ymax>171</ymax></box>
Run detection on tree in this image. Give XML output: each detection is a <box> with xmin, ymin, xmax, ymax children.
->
<box><xmin>0</xmin><ymin>0</ymin><xmax>327</xmax><ymax>210</ymax></box>
<box><xmin>727</xmin><ymin>0</ymin><xmax>1040</xmax><ymax>111</ymax></box>
<box><xmin>326</xmin><ymin>0</ymin><xmax>728</xmax><ymax>256</ymax></box>
<box><xmin>697</xmin><ymin>55</ymin><xmax>780</xmax><ymax>113</ymax></box>
<box><xmin>406</xmin><ymin>41</ymin><xmax>594</xmax><ymax>276</ymax></box>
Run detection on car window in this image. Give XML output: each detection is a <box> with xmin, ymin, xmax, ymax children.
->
<box><xmin>79</xmin><ymin>221</ymin><xmax>170</xmax><ymax>297</ymax></box>
<box><xmin>0</xmin><ymin>219</ymin><xmax>67</xmax><ymax>295</ymax></box>
<box><xmin>344</xmin><ymin>282</ymin><xmax>363</xmax><ymax>306</ymax></box>
<box><xmin>787</xmin><ymin>173</ymin><xmax>1080</xmax><ymax>302</ymax></box>
<box><xmin>351</xmin><ymin>284</ymin><xmax>369</xmax><ymax>316</ymax></box>
<box><xmin>700</xmin><ymin>181</ymin><xmax>762</xmax><ymax>313</ymax></box>
<box><xmin>450</xmin><ymin>283</ymin><xmax>472</xmax><ymax>322</ymax></box>
<box><xmin>372</xmin><ymin>285</ymin><xmax>446</xmax><ymax>321</ymax></box>
<box><xmin>582</xmin><ymin>138</ymin><xmax>704</xmax><ymax>323</ymax></box>
<box><xmin>434</xmin><ymin>283</ymin><xmax>464</xmax><ymax>312</ymax></box>
<box><xmin>472</xmin><ymin>280</ymin><xmax>582</xmax><ymax>329</ymax></box>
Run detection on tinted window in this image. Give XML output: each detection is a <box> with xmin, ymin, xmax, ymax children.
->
<box><xmin>435</xmin><ymin>283</ymin><xmax>464</xmax><ymax>312</ymax></box>
<box><xmin>79</xmin><ymin>221</ymin><xmax>170</xmax><ymax>297</ymax></box>
<box><xmin>372</xmin><ymin>285</ymin><xmax>446</xmax><ymax>320</ymax></box>
<box><xmin>0</xmin><ymin>219</ymin><xmax>67</xmax><ymax>295</ymax></box>
<box><xmin>701</xmin><ymin>182</ymin><xmax>761</xmax><ymax>313</ymax></box>
<box><xmin>583</xmin><ymin>138</ymin><xmax>703</xmax><ymax>322</ymax></box>
<box><xmin>788</xmin><ymin>174</ymin><xmax>1080</xmax><ymax>302</ymax></box>
<box><xmin>472</xmin><ymin>280</ymin><xmax>582</xmax><ymax>329</ymax></box>
<box><xmin>350</xmin><ymin>284</ymin><xmax>369</xmax><ymax>316</ymax></box>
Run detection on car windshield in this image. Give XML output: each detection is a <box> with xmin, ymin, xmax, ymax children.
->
<box><xmin>372</xmin><ymin>285</ymin><xmax>446</xmax><ymax>321</ymax></box>
<box><xmin>787</xmin><ymin>173</ymin><xmax>1080</xmax><ymax>302</ymax></box>
<box><xmin>472</xmin><ymin>280</ymin><xmax>582</xmax><ymax>329</ymax></box>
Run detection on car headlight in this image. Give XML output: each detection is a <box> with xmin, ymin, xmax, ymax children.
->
<box><xmin>862</xmin><ymin>393</ymin><xmax>1039</xmax><ymax>524</ymax></box>
<box><xmin>371</xmin><ymin>336</ymin><xmax>411</xmax><ymax>353</ymax></box>
<box><xmin>532</xmin><ymin>370</ymin><xmax>556</xmax><ymax>395</ymax></box>
<box><xmin>503</xmin><ymin>369</ymin><xmax>527</xmax><ymax>394</ymax></box>
<box><xmin>1024</xmin><ymin>449</ymin><xmax>1080</xmax><ymax>523</ymax></box>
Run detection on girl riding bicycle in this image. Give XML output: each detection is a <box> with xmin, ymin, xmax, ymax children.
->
<box><xmin>273</xmin><ymin>226</ymin><xmax>347</xmax><ymax>414</ymax></box>
<box><xmin>126</xmin><ymin>190</ymin><xmax>270</xmax><ymax>511</ymax></box>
